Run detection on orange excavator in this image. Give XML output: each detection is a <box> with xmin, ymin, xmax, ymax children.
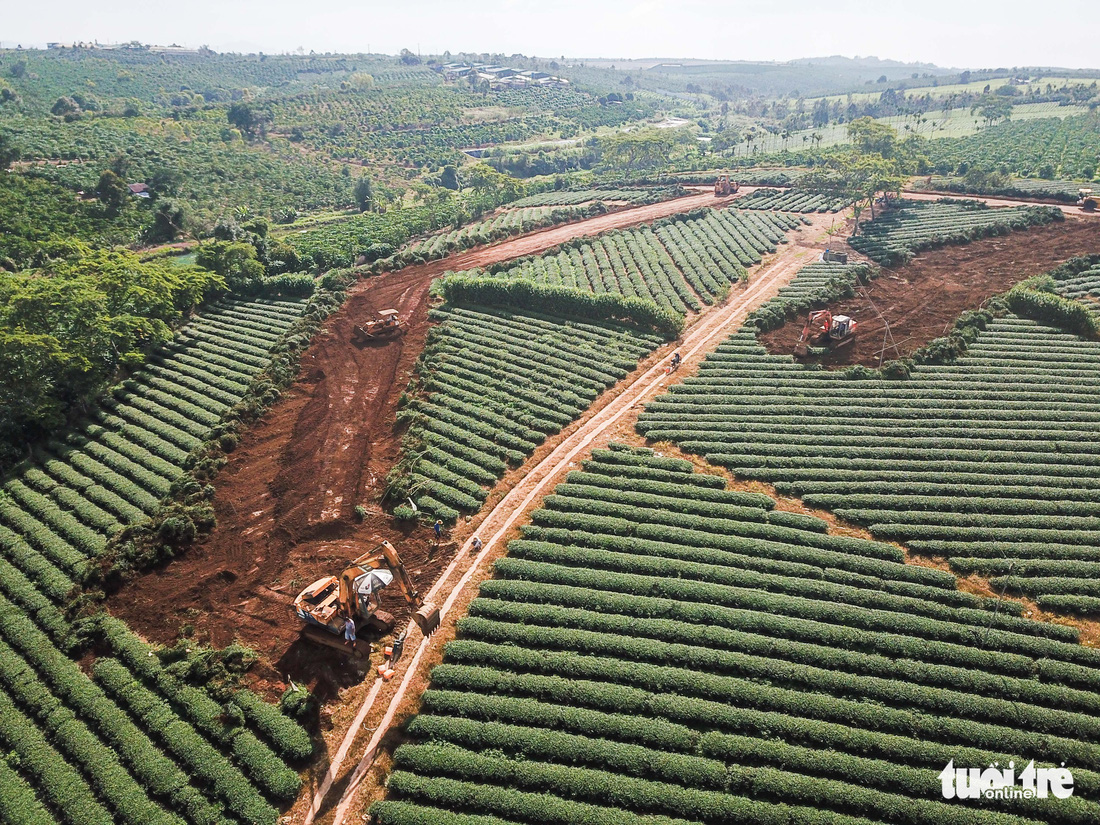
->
<box><xmin>352</xmin><ymin>309</ymin><xmax>404</xmax><ymax>344</ymax></box>
<box><xmin>795</xmin><ymin>310</ymin><xmax>857</xmax><ymax>356</ymax></box>
<box><xmin>293</xmin><ymin>539</ymin><xmax>440</xmax><ymax>656</ymax></box>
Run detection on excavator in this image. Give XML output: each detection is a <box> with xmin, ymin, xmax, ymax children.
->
<box><xmin>352</xmin><ymin>309</ymin><xmax>404</xmax><ymax>344</ymax></box>
<box><xmin>714</xmin><ymin>173</ymin><xmax>739</xmax><ymax>197</ymax></box>
<box><xmin>293</xmin><ymin>539</ymin><xmax>440</xmax><ymax>656</ymax></box>
<box><xmin>1079</xmin><ymin>189</ymin><xmax>1097</xmax><ymax>213</ymax></box>
<box><xmin>795</xmin><ymin>310</ymin><xmax>857</xmax><ymax>356</ymax></box>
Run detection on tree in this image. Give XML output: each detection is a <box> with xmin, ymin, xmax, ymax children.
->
<box><xmin>803</xmin><ymin>120</ymin><xmax>909</xmax><ymax>233</ymax></box>
<box><xmin>353</xmin><ymin>176</ymin><xmax>375</xmax><ymax>212</ymax></box>
<box><xmin>347</xmin><ymin>72</ymin><xmax>374</xmax><ymax>90</ymax></box>
<box><xmin>598</xmin><ymin>129</ymin><xmax>686</xmax><ymax>172</ymax></box>
<box><xmin>847</xmin><ymin>117</ymin><xmax>897</xmax><ymax>158</ymax></box>
<box><xmin>96</xmin><ymin>170</ymin><xmax>129</xmax><ymax>216</ymax></box>
<box><xmin>0</xmin><ymin>133</ymin><xmax>17</xmax><ymax>170</ymax></box>
<box><xmin>51</xmin><ymin>96</ymin><xmax>80</xmax><ymax>117</ymax></box>
<box><xmin>196</xmin><ymin>241</ymin><xmax>265</xmax><ymax>293</ymax></box>
<box><xmin>227</xmin><ymin>102</ymin><xmax>270</xmax><ymax>139</ymax></box>
<box><xmin>148</xmin><ymin>167</ymin><xmax>183</xmax><ymax>197</ymax></box>
<box><xmin>463</xmin><ymin>163</ymin><xmax>522</xmax><ymax>202</ymax></box>
<box><xmin>439</xmin><ymin>165</ymin><xmax>459</xmax><ymax>191</ymax></box>
<box><xmin>972</xmin><ymin>95</ymin><xmax>1013</xmax><ymax>127</ymax></box>
<box><xmin>149</xmin><ymin>200</ymin><xmax>190</xmax><ymax>243</ymax></box>
<box><xmin>399</xmin><ymin>48</ymin><xmax>421</xmax><ymax>66</ymax></box>
<box><xmin>0</xmin><ymin>245</ymin><xmax>223</xmax><ymax>466</ymax></box>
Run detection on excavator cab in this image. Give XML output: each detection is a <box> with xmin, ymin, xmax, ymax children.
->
<box><xmin>293</xmin><ymin>539</ymin><xmax>440</xmax><ymax>655</ymax></box>
<box><xmin>829</xmin><ymin>315</ymin><xmax>855</xmax><ymax>340</ymax></box>
<box><xmin>1079</xmin><ymin>189</ymin><xmax>1097</xmax><ymax>212</ymax></box>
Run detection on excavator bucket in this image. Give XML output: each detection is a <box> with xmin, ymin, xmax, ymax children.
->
<box><xmin>414</xmin><ymin>603</ymin><xmax>441</xmax><ymax>636</ymax></box>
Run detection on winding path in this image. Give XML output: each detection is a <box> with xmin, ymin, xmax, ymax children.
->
<box><xmin>302</xmin><ymin>209</ymin><xmax>841</xmax><ymax>825</ymax></box>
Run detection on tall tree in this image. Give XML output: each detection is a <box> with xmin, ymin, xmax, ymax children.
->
<box><xmin>96</xmin><ymin>170</ymin><xmax>130</xmax><ymax>217</ymax></box>
<box><xmin>354</xmin><ymin>176</ymin><xmax>375</xmax><ymax>212</ymax></box>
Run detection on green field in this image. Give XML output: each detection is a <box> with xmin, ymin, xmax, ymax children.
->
<box><xmin>0</xmin><ymin>297</ymin><xmax>314</xmax><ymax>824</ymax></box>
<box><xmin>373</xmin><ymin>444</ymin><xmax>1100</xmax><ymax>825</ymax></box>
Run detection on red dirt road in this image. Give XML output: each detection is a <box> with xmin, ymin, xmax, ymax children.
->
<box><xmin>430</xmin><ymin>188</ymin><xmax>752</xmax><ymax>272</ymax></box>
<box><xmin>103</xmin><ymin>191</ymin><xmax>750</xmax><ymax>699</ymax></box>
<box><xmin>903</xmin><ymin>189</ymin><xmax>1100</xmax><ymax>218</ymax></box>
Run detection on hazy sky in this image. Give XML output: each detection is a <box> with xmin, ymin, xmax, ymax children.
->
<box><xmin>3</xmin><ymin>0</ymin><xmax>1098</xmax><ymax>70</ymax></box>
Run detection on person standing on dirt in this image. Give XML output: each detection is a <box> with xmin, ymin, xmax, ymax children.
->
<box><xmin>433</xmin><ymin>519</ymin><xmax>443</xmax><ymax>540</ymax></box>
<box><xmin>671</xmin><ymin>351</ymin><xmax>682</xmax><ymax>370</ymax></box>
<box><xmin>344</xmin><ymin>616</ymin><xmax>357</xmax><ymax>653</ymax></box>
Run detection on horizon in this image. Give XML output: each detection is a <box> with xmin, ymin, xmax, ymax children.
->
<box><xmin>3</xmin><ymin>0</ymin><xmax>1099</xmax><ymax>71</ymax></box>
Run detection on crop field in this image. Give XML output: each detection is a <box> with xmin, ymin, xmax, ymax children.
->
<box><xmin>806</xmin><ymin>75</ymin><xmax>1098</xmax><ymax>106</ymax></box>
<box><xmin>509</xmin><ymin>188</ymin><xmax>681</xmax><ymax>207</ymax></box>
<box><xmin>405</xmin><ymin>205</ymin><xmax>594</xmax><ymax>260</ymax></box>
<box><xmin>393</xmin><ymin>307</ymin><xmax>664</xmax><ymax>520</ymax></box>
<box><xmin>10</xmin><ymin>40</ymin><xmax>1100</xmax><ymax>825</ymax></box>
<box><xmin>1</xmin><ymin>114</ymin><xmax>359</xmax><ymax>223</ymax></box>
<box><xmin>924</xmin><ymin>114</ymin><xmax>1100</xmax><ymax>180</ymax></box>
<box><xmin>914</xmin><ymin>176</ymin><xmax>1090</xmax><ymax>202</ymax></box>
<box><xmin>750</xmin><ymin>260</ymin><xmax>872</xmax><ymax>327</ymax></box>
<box><xmin>728</xmin><ymin>103</ymin><xmax>1094</xmax><ymax>156</ymax></box>
<box><xmin>0</xmin><ymin>297</ymin><xmax>312</xmax><ymax>824</ymax></box>
<box><xmin>848</xmin><ymin>199</ymin><xmax>1063</xmax><ymax>265</ymax></box>
<box><xmin>265</xmin><ymin>84</ymin><xmax>651</xmax><ymax>168</ymax></box>
<box><xmin>636</xmin><ymin>272</ymin><xmax>1100</xmax><ymax>611</ymax></box>
<box><xmin>465</xmin><ymin>207</ymin><xmax>802</xmax><ymax>312</ymax></box>
<box><xmin>372</xmin><ymin>444</ymin><xmax>1100</xmax><ymax>825</ymax></box>
<box><xmin>735</xmin><ymin>188</ymin><xmax>851</xmax><ymax>213</ymax></box>
<box><xmin>1053</xmin><ymin>260</ymin><xmax>1100</xmax><ymax>307</ymax></box>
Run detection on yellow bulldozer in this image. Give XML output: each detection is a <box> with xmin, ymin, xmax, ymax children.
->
<box><xmin>292</xmin><ymin>539</ymin><xmax>440</xmax><ymax>656</ymax></box>
<box><xmin>714</xmin><ymin>173</ymin><xmax>739</xmax><ymax>197</ymax></box>
<box><xmin>351</xmin><ymin>309</ymin><xmax>404</xmax><ymax>344</ymax></box>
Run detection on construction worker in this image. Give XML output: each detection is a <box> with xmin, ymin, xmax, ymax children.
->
<box><xmin>433</xmin><ymin>519</ymin><xmax>443</xmax><ymax>539</ymax></box>
<box><xmin>471</xmin><ymin>535</ymin><xmax>483</xmax><ymax>555</ymax></box>
<box><xmin>343</xmin><ymin>615</ymin><xmax>357</xmax><ymax>653</ymax></box>
<box><xmin>671</xmin><ymin>351</ymin><xmax>682</xmax><ymax>370</ymax></box>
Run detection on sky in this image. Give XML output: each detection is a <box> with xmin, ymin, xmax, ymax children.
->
<box><xmin>3</xmin><ymin>0</ymin><xmax>1098</xmax><ymax>71</ymax></box>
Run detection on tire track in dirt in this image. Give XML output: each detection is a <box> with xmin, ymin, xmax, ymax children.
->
<box><xmin>103</xmin><ymin>189</ymin><xmax>756</xmax><ymax>701</ymax></box>
<box><xmin>304</xmin><ymin>212</ymin><xmax>840</xmax><ymax>825</ymax></box>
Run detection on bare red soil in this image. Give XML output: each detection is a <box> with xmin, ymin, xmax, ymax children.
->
<box><xmin>104</xmin><ymin>191</ymin><xmax>746</xmax><ymax>699</ymax></box>
<box><xmin>758</xmin><ymin>218</ymin><xmax>1100</xmax><ymax>368</ymax></box>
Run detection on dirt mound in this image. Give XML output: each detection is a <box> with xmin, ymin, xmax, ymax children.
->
<box><xmin>758</xmin><ymin>219</ymin><xmax>1100</xmax><ymax>368</ymax></box>
<box><xmin>103</xmin><ymin>192</ymin><xmax>744</xmax><ymax>700</ymax></box>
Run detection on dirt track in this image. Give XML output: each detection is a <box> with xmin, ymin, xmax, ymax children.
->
<box><xmin>903</xmin><ymin>189</ymin><xmax>1100</xmax><ymax>218</ymax></box>
<box><xmin>298</xmin><ymin>212</ymin><xmax>840</xmax><ymax>825</ymax></box>
<box><xmin>759</xmin><ymin>218</ymin><xmax>1100</xmax><ymax>367</ymax></box>
<box><xmin>103</xmin><ymin>188</ymin><xmax>751</xmax><ymax>700</ymax></box>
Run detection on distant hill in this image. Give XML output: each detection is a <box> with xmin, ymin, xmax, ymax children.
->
<box><xmin>790</xmin><ymin>55</ymin><xmax>951</xmax><ymax>72</ymax></box>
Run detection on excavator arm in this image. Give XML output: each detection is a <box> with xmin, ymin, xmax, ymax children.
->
<box><xmin>338</xmin><ymin>540</ymin><xmax>440</xmax><ymax>635</ymax></box>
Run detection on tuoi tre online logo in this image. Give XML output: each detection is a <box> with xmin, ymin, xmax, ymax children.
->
<box><xmin>940</xmin><ymin>760</ymin><xmax>1074</xmax><ymax>800</ymax></box>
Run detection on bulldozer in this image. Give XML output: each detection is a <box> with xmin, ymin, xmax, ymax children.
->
<box><xmin>293</xmin><ymin>539</ymin><xmax>440</xmax><ymax>656</ymax></box>
<box><xmin>352</xmin><ymin>309</ymin><xmax>404</xmax><ymax>344</ymax></box>
<box><xmin>795</xmin><ymin>310</ymin><xmax>857</xmax><ymax>356</ymax></box>
<box><xmin>1079</xmin><ymin>189</ymin><xmax>1097</xmax><ymax>212</ymax></box>
<box><xmin>714</xmin><ymin>173</ymin><xmax>739</xmax><ymax>197</ymax></box>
